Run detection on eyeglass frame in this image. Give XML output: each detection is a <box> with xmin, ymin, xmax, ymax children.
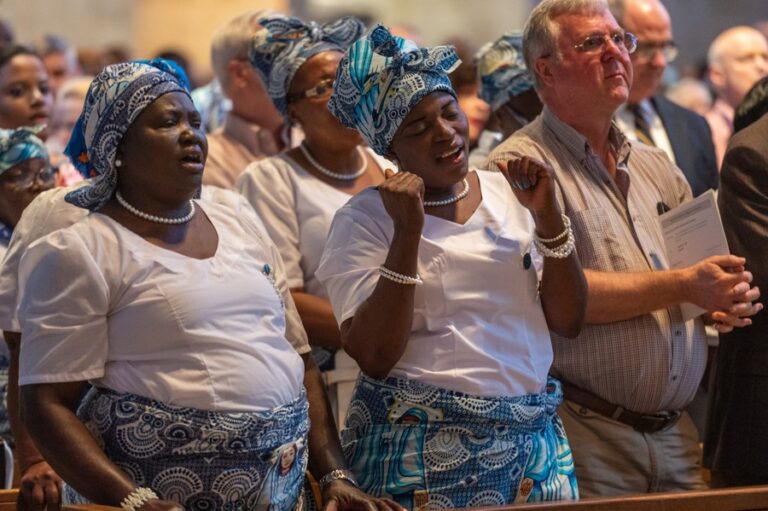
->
<box><xmin>0</xmin><ymin>160</ymin><xmax>56</xmax><ymax>189</ymax></box>
<box><xmin>287</xmin><ymin>77</ymin><xmax>335</xmax><ymax>103</ymax></box>
<box><xmin>539</xmin><ymin>30</ymin><xmax>638</xmax><ymax>59</ymax></box>
<box><xmin>572</xmin><ymin>31</ymin><xmax>638</xmax><ymax>55</ymax></box>
<box><xmin>633</xmin><ymin>40</ymin><xmax>678</xmax><ymax>62</ymax></box>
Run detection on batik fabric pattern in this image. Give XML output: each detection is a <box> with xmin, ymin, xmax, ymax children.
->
<box><xmin>475</xmin><ymin>33</ymin><xmax>534</xmax><ymax>111</ymax></box>
<box><xmin>66</xmin><ymin>387</ymin><xmax>310</xmax><ymax>511</ymax></box>
<box><xmin>328</xmin><ymin>24</ymin><xmax>461</xmax><ymax>156</ymax></box>
<box><xmin>63</xmin><ymin>59</ymin><xmax>190</xmax><ymax>211</ymax></box>
<box><xmin>0</xmin><ymin>126</ymin><xmax>48</xmax><ymax>175</ymax></box>
<box><xmin>341</xmin><ymin>375</ymin><xmax>578</xmax><ymax>510</ymax></box>
<box><xmin>249</xmin><ymin>14</ymin><xmax>365</xmax><ymax>118</ymax></box>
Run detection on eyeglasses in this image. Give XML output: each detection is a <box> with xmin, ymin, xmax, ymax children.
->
<box><xmin>287</xmin><ymin>78</ymin><xmax>335</xmax><ymax>103</ymax></box>
<box><xmin>1</xmin><ymin>163</ymin><xmax>55</xmax><ymax>189</ymax></box>
<box><xmin>634</xmin><ymin>40</ymin><xmax>678</xmax><ymax>62</ymax></box>
<box><xmin>573</xmin><ymin>31</ymin><xmax>638</xmax><ymax>55</ymax></box>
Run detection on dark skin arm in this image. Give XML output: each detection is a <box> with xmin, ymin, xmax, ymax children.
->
<box><xmin>302</xmin><ymin>353</ymin><xmax>401</xmax><ymax>511</ymax></box>
<box><xmin>291</xmin><ymin>291</ymin><xmax>342</xmax><ymax>350</ymax></box>
<box><xmin>20</xmin><ymin>382</ymin><xmax>182</xmax><ymax>510</ymax></box>
<box><xmin>497</xmin><ymin>157</ymin><xmax>586</xmax><ymax>338</ymax></box>
<box><xmin>340</xmin><ymin>171</ymin><xmax>424</xmax><ymax>380</ymax></box>
<box><xmin>3</xmin><ymin>330</ymin><xmax>63</xmax><ymax>511</ymax></box>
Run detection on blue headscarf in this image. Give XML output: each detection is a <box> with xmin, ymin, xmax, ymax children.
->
<box><xmin>63</xmin><ymin>59</ymin><xmax>191</xmax><ymax>211</ymax></box>
<box><xmin>249</xmin><ymin>14</ymin><xmax>365</xmax><ymax>118</ymax></box>
<box><xmin>328</xmin><ymin>24</ymin><xmax>461</xmax><ymax>156</ymax></box>
<box><xmin>0</xmin><ymin>126</ymin><xmax>48</xmax><ymax>176</ymax></box>
<box><xmin>475</xmin><ymin>33</ymin><xmax>534</xmax><ymax>111</ymax></box>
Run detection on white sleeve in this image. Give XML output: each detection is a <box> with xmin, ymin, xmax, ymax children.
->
<box><xmin>0</xmin><ymin>188</ymin><xmax>87</xmax><ymax>332</ymax></box>
<box><xmin>316</xmin><ymin>205</ymin><xmax>390</xmax><ymax>326</ymax></box>
<box><xmin>233</xmin><ymin>194</ymin><xmax>311</xmax><ymax>355</ymax></box>
<box><xmin>236</xmin><ymin>158</ymin><xmax>305</xmax><ymax>290</ymax></box>
<box><xmin>18</xmin><ymin>229</ymin><xmax>110</xmax><ymax>385</ymax></box>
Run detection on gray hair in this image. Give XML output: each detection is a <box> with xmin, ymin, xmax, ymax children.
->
<box><xmin>606</xmin><ymin>0</ymin><xmax>626</xmax><ymax>26</ymax></box>
<box><xmin>210</xmin><ymin>9</ymin><xmax>275</xmax><ymax>88</ymax></box>
<box><xmin>523</xmin><ymin>0</ymin><xmax>610</xmax><ymax>88</ymax></box>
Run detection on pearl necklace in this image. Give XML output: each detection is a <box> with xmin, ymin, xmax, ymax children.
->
<box><xmin>299</xmin><ymin>143</ymin><xmax>367</xmax><ymax>181</ymax></box>
<box><xmin>115</xmin><ymin>191</ymin><xmax>196</xmax><ymax>225</ymax></box>
<box><xmin>423</xmin><ymin>178</ymin><xmax>470</xmax><ymax>207</ymax></box>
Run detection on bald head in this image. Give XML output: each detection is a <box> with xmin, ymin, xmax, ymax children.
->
<box><xmin>708</xmin><ymin>26</ymin><xmax>768</xmax><ymax>108</ymax></box>
<box><xmin>610</xmin><ymin>0</ymin><xmax>673</xmax><ymax>103</ymax></box>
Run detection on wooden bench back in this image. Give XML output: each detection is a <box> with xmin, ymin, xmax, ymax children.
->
<box><xmin>461</xmin><ymin>486</ymin><xmax>768</xmax><ymax>511</ymax></box>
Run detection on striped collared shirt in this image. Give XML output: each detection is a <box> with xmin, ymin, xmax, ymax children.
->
<box><xmin>487</xmin><ymin>107</ymin><xmax>707</xmax><ymax>414</ymax></box>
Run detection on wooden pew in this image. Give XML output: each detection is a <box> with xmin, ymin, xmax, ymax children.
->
<box><xmin>469</xmin><ymin>486</ymin><xmax>768</xmax><ymax>511</ymax></box>
<box><xmin>0</xmin><ymin>490</ymin><xmax>16</xmax><ymax>511</ymax></box>
<box><xmin>0</xmin><ymin>490</ymin><xmax>119</xmax><ymax>511</ymax></box>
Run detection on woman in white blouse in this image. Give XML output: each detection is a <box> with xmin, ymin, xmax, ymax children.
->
<box><xmin>317</xmin><ymin>26</ymin><xmax>587</xmax><ymax>509</ymax></box>
<box><xmin>16</xmin><ymin>60</ymin><xmax>397</xmax><ymax>511</ymax></box>
<box><xmin>237</xmin><ymin>15</ymin><xmax>387</xmax><ymax>376</ymax></box>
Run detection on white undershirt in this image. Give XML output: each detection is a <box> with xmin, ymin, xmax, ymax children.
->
<box><xmin>316</xmin><ymin>170</ymin><xmax>553</xmax><ymax>397</ymax></box>
<box><xmin>615</xmin><ymin>99</ymin><xmax>677</xmax><ymax>165</ymax></box>
<box><xmin>17</xmin><ymin>195</ymin><xmax>308</xmax><ymax>412</ymax></box>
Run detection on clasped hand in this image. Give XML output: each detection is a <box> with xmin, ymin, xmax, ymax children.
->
<box><xmin>686</xmin><ymin>255</ymin><xmax>762</xmax><ymax>332</ymax></box>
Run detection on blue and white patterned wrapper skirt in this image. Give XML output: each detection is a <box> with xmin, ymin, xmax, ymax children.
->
<box><xmin>341</xmin><ymin>375</ymin><xmax>578</xmax><ymax>510</ymax></box>
<box><xmin>65</xmin><ymin>387</ymin><xmax>310</xmax><ymax>511</ymax></box>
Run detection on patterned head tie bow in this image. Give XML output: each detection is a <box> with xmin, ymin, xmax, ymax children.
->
<box><xmin>250</xmin><ymin>14</ymin><xmax>365</xmax><ymax>118</ymax></box>
<box><xmin>328</xmin><ymin>24</ymin><xmax>461</xmax><ymax>156</ymax></box>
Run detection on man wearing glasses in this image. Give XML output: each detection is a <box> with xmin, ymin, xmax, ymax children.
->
<box><xmin>488</xmin><ymin>0</ymin><xmax>760</xmax><ymax>497</ymax></box>
<box><xmin>609</xmin><ymin>0</ymin><xmax>718</xmax><ymax>197</ymax></box>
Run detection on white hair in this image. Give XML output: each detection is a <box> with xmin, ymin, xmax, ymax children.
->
<box><xmin>210</xmin><ymin>9</ymin><xmax>275</xmax><ymax>88</ymax></box>
<box><xmin>523</xmin><ymin>0</ymin><xmax>611</xmax><ymax>88</ymax></box>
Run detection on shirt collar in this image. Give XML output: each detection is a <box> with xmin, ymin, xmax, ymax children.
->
<box><xmin>712</xmin><ymin>98</ymin><xmax>734</xmax><ymax>125</ymax></box>
<box><xmin>220</xmin><ymin>111</ymin><xmax>280</xmax><ymax>156</ymax></box>
<box><xmin>542</xmin><ymin>106</ymin><xmax>631</xmax><ymax>166</ymax></box>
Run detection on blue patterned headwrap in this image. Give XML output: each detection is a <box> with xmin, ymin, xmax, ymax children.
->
<box><xmin>249</xmin><ymin>15</ymin><xmax>365</xmax><ymax>118</ymax></box>
<box><xmin>0</xmin><ymin>126</ymin><xmax>48</xmax><ymax>176</ymax></box>
<box><xmin>475</xmin><ymin>33</ymin><xmax>534</xmax><ymax>111</ymax></box>
<box><xmin>328</xmin><ymin>24</ymin><xmax>461</xmax><ymax>156</ymax></box>
<box><xmin>63</xmin><ymin>59</ymin><xmax>191</xmax><ymax>211</ymax></box>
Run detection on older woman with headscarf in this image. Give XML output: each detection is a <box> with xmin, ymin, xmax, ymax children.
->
<box><xmin>316</xmin><ymin>26</ymin><xmax>587</xmax><ymax>509</ymax></box>
<box><xmin>468</xmin><ymin>33</ymin><xmax>542</xmax><ymax>169</ymax></box>
<box><xmin>236</xmin><ymin>15</ymin><xmax>389</xmax><ymax>398</ymax></box>
<box><xmin>0</xmin><ymin>125</ymin><xmax>54</xmax><ymax>483</ymax></box>
<box><xmin>16</xmin><ymin>60</ymin><xmax>397</xmax><ymax>511</ymax></box>
<box><xmin>0</xmin><ymin>126</ymin><xmax>54</xmax><ymax>256</ymax></box>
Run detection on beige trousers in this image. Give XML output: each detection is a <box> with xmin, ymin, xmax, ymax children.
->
<box><xmin>559</xmin><ymin>399</ymin><xmax>707</xmax><ymax>497</ymax></box>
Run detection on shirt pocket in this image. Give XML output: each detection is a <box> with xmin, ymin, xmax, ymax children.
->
<box><xmin>571</xmin><ymin>207</ymin><xmax>632</xmax><ymax>272</ymax></box>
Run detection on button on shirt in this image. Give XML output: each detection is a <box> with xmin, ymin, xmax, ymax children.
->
<box><xmin>487</xmin><ymin>107</ymin><xmax>707</xmax><ymax>414</ymax></box>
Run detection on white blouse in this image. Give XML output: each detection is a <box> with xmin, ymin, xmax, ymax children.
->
<box><xmin>316</xmin><ymin>170</ymin><xmax>553</xmax><ymax>397</ymax></box>
<box><xmin>18</xmin><ymin>193</ymin><xmax>310</xmax><ymax>412</ymax></box>
<box><xmin>236</xmin><ymin>149</ymin><xmax>392</xmax><ymax>298</ymax></box>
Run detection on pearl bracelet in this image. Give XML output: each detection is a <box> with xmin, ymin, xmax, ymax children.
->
<box><xmin>535</xmin><ymin>214</ymin><xmax>571</xmax><ymax>243</ymax></box>
<box><xmin>533</xmin><ymin>221</ymin><xmax>576</xmax><ymax>259</ymax></box>
<box><xmin>379</xmin><ymin>266</ymin><xmax>424</xmax><ymax>285</ymax></box>
<box><xmin>120</xmin><ymin>487</ymin><xmax>159</xmax><ymax>511</ymax></box>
